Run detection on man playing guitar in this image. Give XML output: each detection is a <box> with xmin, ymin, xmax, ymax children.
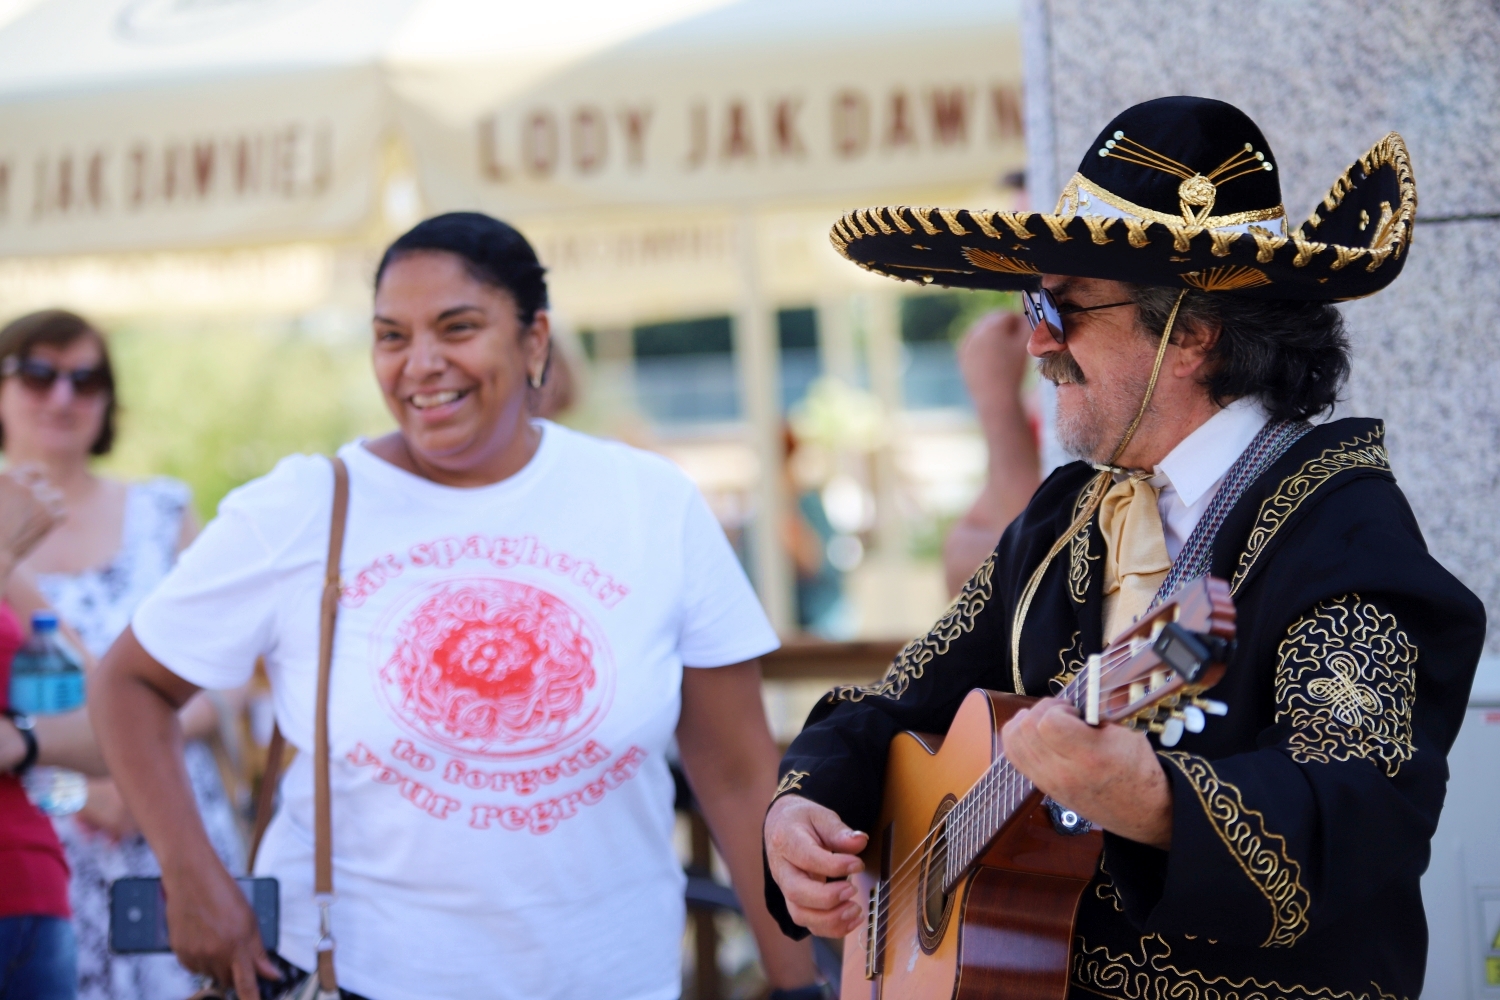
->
<box><xmin>763</xmin><ymin>97</ymin><xmax>1485</xmax><ymax>999</ymax></box>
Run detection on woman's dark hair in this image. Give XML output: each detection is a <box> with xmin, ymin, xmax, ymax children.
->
<box><xmin>375</xmin><ymin>212</ymin><xmax>549</xmax><ymax>326</ymax></box>
<box><xmin>0</xmin><ymin>309</ymin><xmax>117</xmax><ymax>455</ymax></box>
<box><xmin>1130</xmin><ymin>285</ymin><xmax>1350</xmax><ymax>422</ymax></box>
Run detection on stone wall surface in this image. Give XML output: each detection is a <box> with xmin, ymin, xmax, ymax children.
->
<box><xmin>1024</xmin><ymin>0</ymin><xmax>1500</xmax><ymax>653</ymax></box>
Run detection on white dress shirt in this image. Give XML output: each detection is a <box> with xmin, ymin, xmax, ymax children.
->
<box><xmin>1148</xmin><ymin>396</ymin><xmax>1271</xmax><ymax>560</ymax></box>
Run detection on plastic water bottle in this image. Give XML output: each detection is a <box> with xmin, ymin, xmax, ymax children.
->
<box><xmin>8</xmin><ymin>611</ymin><xmax>88</xmax><ymax>816</ymax></box>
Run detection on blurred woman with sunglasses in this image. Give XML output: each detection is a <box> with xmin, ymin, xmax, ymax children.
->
<box><xmin>0</xmin><ymin>310</ymin><xmax>245</xmax><ymax>1000</ymax></box>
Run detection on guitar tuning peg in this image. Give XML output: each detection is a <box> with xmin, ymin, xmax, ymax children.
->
<box><xmin>1158</xmin><ymin>715</ymin><xmax>1185</xmax><ymax>747</ymax></box>
<box><xmin>1182</xmin><ymin>705</ymin><xmax>1206</xmax><ymax>733</ymax></box>
<box><xmin>1191</xmin><ymin>698</ymin><xmax>1228</xmax><ymax>717</ymax></box>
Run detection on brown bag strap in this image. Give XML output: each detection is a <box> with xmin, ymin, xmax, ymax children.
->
<box><xmin>242</xmin><ymin>456</ymin><xmax>348</xmax><ymax>993</ymax></box>
<box><xmin>314</xmin><ymin>455</ymin><xmax>348</xmax><ymax>992</ymax></box>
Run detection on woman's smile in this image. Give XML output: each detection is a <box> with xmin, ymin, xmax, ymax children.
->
<box><xmin>407</xmin><ymin>387</ymin><xmax>473</xmax><ymax>419</ymax></box>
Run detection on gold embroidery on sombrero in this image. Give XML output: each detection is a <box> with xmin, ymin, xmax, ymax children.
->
<box><xmin>1299</xmin><ymin>133</ymin><xmax>1416</xmax><ymax>273</ymax></box>
<box><xmin>1043</xmin><ymin>216</ymin><xmax>1074</xmax><ymax>242</ymax></box>
<box><xmin>1071</xmin><ymin>933</ymin><xmax>1406</xmax><ymax>1000</ymax></box>
<box><xmin>1123</xmin><ymin>216</ymin><xmax>1150</xmax><ymax>247</ymax></box>
<box><xmin>1249</xmin><ymin>224</ymin><xmax>1288</xmax><ymax>263</ymax></box>
<box><xmin>1291</xmin><ymin>230</ymin><xmax>1324</xmax><ymax>267</ymax></box>
<box><xmin>995</xmin><ymin>211</ymin><xmax>1035</xmax><ymax>239</ymax></box>
<box><xmin>1370</xmin><ymin>202</ymin><xmax>1396</xmax><ymax>248</ymax></box>
<box><xmin>909</xmin><ymin>206</ymin><xmax>942</xmax><ymax>236</ymax></box>
<box><xmin>938</xmin><ymin>209</ymin><xmax>969</xmax><ymax>236</ymax></box>
<box><xmin>1060</xmin><ymin>174</ymin><xmax>1285</xmax><ymax>232</ymax></box>
<box><xmin>1231</xmin><ymin>429</ymin><xmax>1390</xmax><ymax>595</ymax></box>
<box><xmin>968</xmin><ymin>210</ymin><xmax>1003</xmax><ymax>240</ymax></box>
<box><xmin>1165</xmin><ymin>219</ymin><xmax>1196</xmax><ymax>252</ymax></box>
<box><xmin>828</xmin><ymin>552</ymin><xmax>994</xmax><ymax>703</ymax></box>
<box><xmin>961</xmin><ymin>248</ymin><xmax>1040</xmax><ymax>275</ymax></box>
<box><xmin>1182</xmin><ymin>266</ymin><xmax>1272</xmax><ymax>292</ymax></box>
<box><xmin>1095</xmin><ymin>132</ymin><xmax>1276</xmax><ymax>227</ymax></box>
<box><xmin>1159</xmin><ymin>752</ymin><xmax>1311</xmax><ymax>948</ymax></box>
<box><xmin>1083</xmin><ymin>216</ymin><xmax>1118</xmax><ymax>245</ymax></box>
<box><xmin>864</xmin><ymin>207</ymin><xmax>893</xmax><ymax>236</ymax></box>
<box><xmin>1275</xmin><ymin>595</ymin><xmax>1417</xmax><ymax>777</ymax></box>
<box><xmin>1331</xmin><ymin>245</ymin><xmax>1365</xmax><ymax>271</ymax></box>
<box><xmin>1209</xmin><ymin>228</ymin><xmax>1239</xmax><ymax>256</ymax></box>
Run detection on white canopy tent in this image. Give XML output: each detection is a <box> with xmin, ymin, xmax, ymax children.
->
<box><xmin>0</xmin><ymin>0</ymin><xmax>1025</xmax><ymax>628</ymax></box>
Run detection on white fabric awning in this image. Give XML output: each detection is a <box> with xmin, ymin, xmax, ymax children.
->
<box><xmin>0</xmin><ymin>0</ymin><xmax>1022</xmax><ymax>258</ymax></box>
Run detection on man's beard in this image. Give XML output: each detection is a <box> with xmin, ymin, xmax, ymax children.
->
<box><xmin>1042</xmin><ymin>351</ymin><xmax>1150</xmax><ymax>463</ymax></box>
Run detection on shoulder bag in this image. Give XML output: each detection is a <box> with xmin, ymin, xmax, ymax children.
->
<box><xmin>204</xmin><ymin>455</ymin><xmax>349</xmax><ymax>1000</ymax></box>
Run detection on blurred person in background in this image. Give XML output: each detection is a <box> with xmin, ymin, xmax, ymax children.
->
<box><xmin>0</xmin><ymin>468</ymin><xmax>113</xmax><ymax>999</ymax></box>
<box><xmin>92</xmin><ymin>213</ymin><xmax>822</xmax><ymax>1000</ymax></box>
<box><xmin>0</xmin><ymin>310</ymin><xmax>245</xmax><ymax>1000</ymax></box>
<box><xmin>941</xmin><ymin>310</ymin><xmax>1041</xmax><ymax>596</ymax></box>
<box><xmin>782</xmin><ymin>427</ymin><xmax>847</xmax><ymax>638</ymax></box>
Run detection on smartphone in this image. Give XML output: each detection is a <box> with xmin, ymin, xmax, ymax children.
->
<box><xmin>110</xmin><ymin>876</ymin><xmax>279</xmax><ymax>954</ymax></box>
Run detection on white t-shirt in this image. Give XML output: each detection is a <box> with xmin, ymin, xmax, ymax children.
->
<box><xmin>133</xmin><ymin>423</ymin><xmax>779</xmax><ymax>1000</ymax></box>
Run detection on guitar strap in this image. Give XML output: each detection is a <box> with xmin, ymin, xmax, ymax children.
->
<box><xmin>1148</xmin><ymin>418</ymin><xmax>1310</xmax><ymax>608</ymax></box>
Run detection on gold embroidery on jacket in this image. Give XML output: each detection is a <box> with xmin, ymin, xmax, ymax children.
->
<box><xmin>1071</xmin><ymin>933</ymin><xmax>1406</xmax><ymax>1000</ymax></box>
<box><xmin>1093</xmin><ymin>856</ymin><xmax>1125</xmax><ymax>913</ymax></box>
<box><xmin>1068</xmin><ymin>487</ymin><xmax>1099</xmax><ymax>606</ymax></box>
<box><xmin>774</xmin><ymin>770</ymin><xmax>809</xmax><ymax>797</ymax></box>
<box><xmin>829</xmin><ymin>552</ymin><xmax>994</xmax><ymax>703</ymax></box>
<box><xmin>1231</xmin><ymin>429</ymin><xmax>1390</xmax><ymax>595</ymax></box>
<box><xmin>1051</xmin><ymin>629</ymin><xmax>1086</xmax><ymax>695</ymax></box>
<box><xmin>1159</xmin><ymin>753</ymin><xmax>1311</xmax><ymax>948</ymax></box>
<box><xmin>1276</xmin><ymin>595</ymin><xmax>1417</xmax><ymax>777</ymax></box>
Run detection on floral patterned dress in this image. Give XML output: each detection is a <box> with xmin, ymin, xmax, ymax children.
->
<box><xmin>35</xmin><ymin>477</ymin><xmax>244</xmax><ymax>1000</ymax></box>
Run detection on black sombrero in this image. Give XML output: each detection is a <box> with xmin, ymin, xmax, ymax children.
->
<box><xmin>831</xmin><ymin>96</ymin><xmax>1415</xmax><ymax>301</ymax></box>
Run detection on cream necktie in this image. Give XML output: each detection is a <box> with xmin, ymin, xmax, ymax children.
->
<box><xmin>1099</xmin><ymin>474</ymin><xmax>1172</xmax><ymax>643</ymax></box>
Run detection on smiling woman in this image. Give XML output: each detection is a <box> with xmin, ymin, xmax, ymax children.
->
<box><xmin>367</xmin><ymin>216</ymin><xmax>551</xmax><ymax>487</ymax></box>
<box><xmin>89</xmin><ymin>213</ymin><xmax>822</xmax><ymax>1000</ymax></box>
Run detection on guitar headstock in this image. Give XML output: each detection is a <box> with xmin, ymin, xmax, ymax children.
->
<box><xmin>1077</xmin><ymin>576</ymin><xmax>1236</xmax><ymax>746</ymax></box>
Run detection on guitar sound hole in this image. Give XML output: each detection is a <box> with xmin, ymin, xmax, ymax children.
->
<box><xmin>917</xmin><ymin>795</ymin><xmax>958</xmax><ymax>953</ymax></box>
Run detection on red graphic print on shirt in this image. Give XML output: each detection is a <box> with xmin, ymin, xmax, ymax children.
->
<box><xmin>378</xmin><ymin>578</ymin><xmax>615</xmax><ymax>761</ymax></box>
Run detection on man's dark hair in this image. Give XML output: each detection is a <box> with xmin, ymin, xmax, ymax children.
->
<box><xmin>1130</xmin><ymin>285</ymin><xmax>1350</xmax><ymax>422</ymax></box>
<box><xmin>375</xmin><ymin>212</ymin><xmax>549</xmax><ymax>326</ymax></box>
<box><xmin>0</xmin><ymin>309</ymin><xmax>116</xmax><ymax>455</ymax></box>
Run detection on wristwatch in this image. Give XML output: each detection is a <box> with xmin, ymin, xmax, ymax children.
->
<box><xmin>2</xmin><ymin>708</ymin><xmax>38</xmax><ymax>776</ymax></box>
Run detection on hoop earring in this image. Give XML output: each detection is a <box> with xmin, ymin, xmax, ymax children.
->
<box><xmin>528</xmin><ymin>339</ymin><xmax>553</xmax><ymax>391</ymax></box>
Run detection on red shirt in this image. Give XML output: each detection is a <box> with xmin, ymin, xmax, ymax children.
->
<box><xmin>0</xmin><ymin>601</ymin><xmax>70</xmax><ymax>918</ymax></box>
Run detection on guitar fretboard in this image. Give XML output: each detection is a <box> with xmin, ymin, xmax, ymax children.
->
<box><xmin>939</xmin><ymin>672</ymin><xmax>1087</xmax><ymax>891</ymax></box>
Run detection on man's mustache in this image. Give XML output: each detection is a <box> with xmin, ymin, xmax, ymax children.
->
<box><xmin>1038</xmin><ymin>350</ymin><xmax>1086</xmax><ymax>385</ymax></box>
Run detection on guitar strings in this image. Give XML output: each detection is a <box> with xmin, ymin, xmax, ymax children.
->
<box><xmin>865</xmin><ymin>653</ymin><xmax>1110</xmax><ymax>905</ymax></box>
<box><xmin>862</xmin><ymin>636</ymin><xmax>1150</xmax><ymax>909</ymax></box>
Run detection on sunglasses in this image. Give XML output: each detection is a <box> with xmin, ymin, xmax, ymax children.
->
<box><xmin>1</xmin><ymin>356</ymin><xmax>111</xmax><ymax>397</ymax></box>
<box><xmin>1021</xmin><ymin>288</ymin><xmax>1134</xmax><ymax>344</ymax></box>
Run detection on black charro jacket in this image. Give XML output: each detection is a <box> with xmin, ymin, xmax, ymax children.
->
<box><xmin>768</xmin><ymin>418</ymin><xmax>1486</xmax><ymax>1000</ymax></box>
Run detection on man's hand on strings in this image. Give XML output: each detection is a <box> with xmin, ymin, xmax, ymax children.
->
<box><xmin>1001</xmin><ymin>697</ymin><xmax>1173</xmax><ymax>849</ymax></box>
<box><xmin>764</xmin><ymin>794</ymin><xmax>869</xmax><ymax>937</ymax></box>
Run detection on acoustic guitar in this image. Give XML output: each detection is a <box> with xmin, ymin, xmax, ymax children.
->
<box><xmin>840</xmin><ymin>575</ymin><xmax>1236</xmax><ymax>1000</ymax></box>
